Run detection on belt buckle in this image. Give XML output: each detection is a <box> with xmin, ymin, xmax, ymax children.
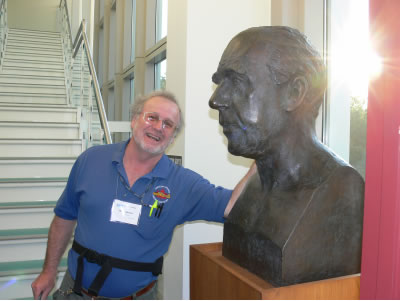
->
<box><xmin>86</xmin><ymin>250</ymin><xmax>107</xmax><ymax>265</ymax></box>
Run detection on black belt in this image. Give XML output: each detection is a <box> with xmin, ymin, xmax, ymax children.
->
<box><xmin>72</xmin><ymin>240</ymin><xmax>163</xmax><ymax>297</ymax></box>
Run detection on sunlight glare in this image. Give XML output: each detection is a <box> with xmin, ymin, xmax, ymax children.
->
<box><xmin>330</xmin><ymin>0</ymin><xmax>382</xmax><ymax>100</ymax></box>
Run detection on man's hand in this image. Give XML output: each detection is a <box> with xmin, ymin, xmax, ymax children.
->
<box><xmin>31</xmin><ymin>270</ymin><xmax>57</xmax><ymax>300</ymax></box>
<box><xmin>31</xmin><ymin>216</ymin><xmax>76</xmax><ymax>299</ymax></box>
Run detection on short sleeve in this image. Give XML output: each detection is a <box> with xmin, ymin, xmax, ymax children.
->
<box><xmin>53</xmin><ymin>153</ymin><xmax>86</xmax><ymax>220</ymax></box>
<box><xmin>179</xmin><ymin>169</ymin><xmax>232</xmax><ymax>224</ymax></box>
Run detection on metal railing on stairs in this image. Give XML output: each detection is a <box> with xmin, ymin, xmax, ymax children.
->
<box><xmin>59</xmin><ymin>0</ymin><xmax>112</xmax><ymax>147</ymax></box>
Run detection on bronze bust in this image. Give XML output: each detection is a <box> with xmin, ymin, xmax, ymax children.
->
<box><xmin>209</xmin><ymin>26</ymin><xmax>364</xmax><ymax>286</ymax></box>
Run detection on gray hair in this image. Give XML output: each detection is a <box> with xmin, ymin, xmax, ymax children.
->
<box><xmin>130</xmin><ymin>90</ymin><xmax>184</xmax><ymax>135</ymax></box>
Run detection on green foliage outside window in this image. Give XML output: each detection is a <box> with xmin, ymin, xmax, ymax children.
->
<box><xmin>349</xmin><ymin>96</ymin><xmax>367</xmax><ymax>179</ymax></box>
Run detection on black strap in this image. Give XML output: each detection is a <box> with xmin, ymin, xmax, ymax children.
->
<box><xmin>72</xmin><ymin>240</ymin><xmax>163</xmax><ymax>297</ymax></box>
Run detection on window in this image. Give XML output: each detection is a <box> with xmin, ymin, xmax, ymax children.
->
<box><xmin>108</xmin><ymin>6</ymin><xmax>116</xmax><ymax>81</ymax></box>
<box><xmin>130</xmin><ymin>77</ymin><xmax>135</xmax><ymax>104</ymax></box>
<box><xmin>155</xmin><ymin>58</ymin><xmax>166</xmax><ymax>90</ymax></box>
<box><xmin>325</xmin><ymin>0</ymin><xmax>381</xmax><ymax>178</ymax></box>
<box><xmin>155</xmin><ymin>0</ymin><xmax>168</xmax><ymax>43</ymax></box>
<box><xmin>131</xmin><ymin>0</ymin><xmax>136</xmax><ymax>62</ymax></box>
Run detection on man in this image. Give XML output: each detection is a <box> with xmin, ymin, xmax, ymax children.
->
<box><xmin>209</xmin><ymin>26</ymin><xmax>364</xmax><ymax>286</ymax></box>
<box><xmin>31</xmin><ymin>90</ymin><xmax>256</xmax><ymax>299</ymax></box>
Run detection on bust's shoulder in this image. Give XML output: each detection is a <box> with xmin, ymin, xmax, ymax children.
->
<box><xmin>315</xmin><ymin>163</ymin><xmax>365</xmax><ymax>209</ymax></box>
<box><xmin>327</xmin><ymin>160</ymin><xmax>364</xmax><ymax>188</ymax></box>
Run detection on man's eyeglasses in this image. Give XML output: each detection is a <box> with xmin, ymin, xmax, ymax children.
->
<box><xmin>142</xmin><ymin>112</ymin><xmax>176</xmax><ymax>131</ymax></box>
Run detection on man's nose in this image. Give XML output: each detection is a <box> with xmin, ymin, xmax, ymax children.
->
<box><xmin>152</xmin><ymin>119</ymin><xmax>164</xmax><ymax>131</ymax></box>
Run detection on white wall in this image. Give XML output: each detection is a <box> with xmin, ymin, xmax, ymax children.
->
<box><xmin>166</xmin><ymin>0</ymin><xmax>270</xmax><ymax>299</ymax></box>
<box><xmin>8</xmin><ymin>0</ymin><xmax>59</xmax><ymax>32</ymax></box>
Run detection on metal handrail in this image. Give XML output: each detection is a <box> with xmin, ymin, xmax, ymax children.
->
<box><xmin>74</xmin><ymin>20</ymin><xmax>112</xmax><ymax>144</ymax></box>
<box><xmin>59</xmin><ymin>0</ymin><xmax>112</xmax><ymax>144</ymax></box>
<box><xmin>59</xmin><ymin>0</ymin><xmax>72</xmax><ymax>47</ymax></box>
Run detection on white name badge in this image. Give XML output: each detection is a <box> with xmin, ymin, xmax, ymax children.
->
<box><xmin>110</xmin><ymin>199</ymin><xmax>141</xmax><ymax>226</ymax></box>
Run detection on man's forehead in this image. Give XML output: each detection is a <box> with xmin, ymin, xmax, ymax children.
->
<box><xmin>144</xmin><ymin>97</ymin><xmax>179</xmax><ymax>119</ymax></box>
<box><xmin>145</xmin><ymin>97</ymin><xmax>176</xmax><ymax>108</ymax></box>
<box><xmin>217</xmin><ymin>38</ymin><xmax>272</xmax><ymax>75</ymax></box>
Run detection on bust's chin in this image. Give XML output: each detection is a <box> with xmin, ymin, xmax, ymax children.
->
<box><xmin>227</xmin><ymin>142</ymin><xmax>253</xmax><ymax>159</ymax></box>
<box><xmin>227</xmin><ymin>141</ymin><xmax>265</xmax><ymax>160</ymax></box>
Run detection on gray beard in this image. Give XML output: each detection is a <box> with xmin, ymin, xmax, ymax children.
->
<box><xmin>132</xmin><ymin>131</ymin><xmax>174</xmax><ymax>155</ymax></box>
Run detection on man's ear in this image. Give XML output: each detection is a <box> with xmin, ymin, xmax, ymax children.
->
<box><xmin>284</xmin><ymin>76</ymin><xmax>308</xmax><ymax>112</ymax></box>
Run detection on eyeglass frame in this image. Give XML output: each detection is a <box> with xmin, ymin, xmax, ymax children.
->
<box><xmin>141</xmin><ymin>111</ymin><xmax>177</xmax><ymax>131</ymax></box>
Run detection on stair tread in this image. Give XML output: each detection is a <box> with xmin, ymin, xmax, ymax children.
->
<box><xmin>0</xmin><ymin>227</ymin><xmax>49</xmax><ymax>238</ymax></box>
<box><xmin>0</xmin><ymin>177</ymin><xmax>67</xmax><ymax>183</ymax></box>
<box><xmin>9</xmin><ymin>28</ymin><xmax>61</xmax><ymax>34</ymax></box>
<box><xmin>0</xmin><ymin>138</ymin><xmax>81</xmax><ymax>141</ymax></box>
<box><xmin>4</xmin><ymin>58</ymin><xmax>63</xmax><ymax>64</ymax></box>
<box><xmin>0</xmin><ymin>258</ymin><xmax>67</xmax><ymax>276</ymax></box>
<box><xmin>0</xmin><ymin>74</ymin><xmax>65</xmax><ymax>79</ymax></box>
<box><xmin>0</xmin><ymin>103</ymin><xmax>74</xmax><ymax>109</ymax></box>
<box><xmin>0</xmin><ymin>121</ymin><xmax>79</xmax><ymax>126</ymax></box>
<box><xmin>0</xmin><ymin>201</ymin><xmax>57</xmax><ymax>209</ymax></box>
<box><xmin>0</xmin><ymin>82</ymin><xmax>66</xmax><ymax>87</ymax></box>
<box><xmin>1</xmin><ymin>65</ymin><xmax>65</xmax><ymax>71</ymax></box>
<box><xmin>0</xmin><ymin>157</ymin><xmax>77</xmax><ymax>160</ymax></box>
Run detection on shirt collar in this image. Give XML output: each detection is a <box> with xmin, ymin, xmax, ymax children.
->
<box><xmin>112</xmin><ymin>139</ymin><xmax>170</xmax><ymax>180</ymax></box>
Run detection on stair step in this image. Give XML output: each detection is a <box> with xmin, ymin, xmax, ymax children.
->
<box><xmin>4</xmin><ymin>45</ymin><xmax>62</xmax><ymax>56</ymax></box>
<box><xmin>0</xmin><ymin>139</ymin><xmax>82</xmax><ymax>158</ymax></box>
<box><xmin>0</xmin><ymin>177</ymin><xmax>68</xmax><ymax>184</ymax></box>
<box><xmin>7</xmin><ymin>35</ymin><xmax>61</xmax><ymax>45</ymax></box>
<box><xmin>0</xmin><ymin>158</ymin><xmax>75</xmax><ymax>178</ymax></box>
<box><xmin>0</xmin><ymin>232</ymin><xmax>49</xmax><ymax>263</ymax></box>
<box><xmin>0</xmin><ymin>228</ymin><xmax>72</xmax><ymax>262</ymax></box>
<box><xmin>0</xmin><ymin>258</ymin><xmax>67</xmax><ymax>277</ymax></box>
<box><xmin>0</xmin><ymin>83</ymin><xmax>66</xmax><ymax>95</ymax></box>
<box><xmin>0</xmin><ymin>268</ymin><xmax>65</xmax><ymax>299</ymax></box>
<box><xmin>0</xmin><ymin>201</ymin><xmax>57</xmax><ymax>209</ymax></box>
<box><xmin>0</xmin><ymin>228</ymin><xmax>48</xmax><ymax>240</ymax></box>
<box><xmin>8</xmin><ymin>28</ymin><xmax>61</xmax><ymax>38</ymax></box>
<box><xmin>6</xmin><ymin>40</ymin><xmax>62</xmax><ymax>51</ymax></box>
<box><xmin>0</xmin><ymin>121</ymin><xmax>80</xmax><ymax>139</ymax></box>
<box><xmin>0</xmin><ymin>74</ymin><xmax>65</xmax><ymax>85</ymax></box>
<box><xmin>0</xmin><ymin>103</ymin><xmax>74</xmax><ymax>109</ymax></box>
<box><xmin>2</xmin><ymin>59</ymin><xmax>64</xmax><ymax>70</ymax></box>
<box><xmin>0</xmin><ymin>207</ymin><xmax>55</xmax><ymax>230</ymax></box>
<box><xmin>0</xmin><ymin>181</ymin><xmax>66</xmax><ymax>203</ymax></box>
<box><xmin>0</xmin><ymin>257</ymin><xmax>67</xmax><ymax>276</ymax></box>
<box><xmin>1</xmin><ymin>66</ymin><xmax>65</xmax><ymax>77</ymax></box>
<box><xmin>0</xmin><ymin>92</ymin><xmax>67</xmax><ymax>105</ymax></box>
<box><xmin>0</xmin><ymin>231</ymin><xmax>72</xmax><ymax>265</ymax></box>
<box><xmin>0</xmin><ymin>105</ymin><xmax>79</xmax><ymax>123</ymax></box>
<box><xmin>4</xmin><ymin>52</ymin><xmax>63</xmax><ymax>63</ymax></box>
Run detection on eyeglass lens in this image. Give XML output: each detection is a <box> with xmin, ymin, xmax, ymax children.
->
<box><xmin>143</xmin><ymin>112</ymin><xmax>175</xmax><ymax>130</ymax></box>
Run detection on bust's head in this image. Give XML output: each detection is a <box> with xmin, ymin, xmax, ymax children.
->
<box><xmin>209</xmin><ymin>26</ymin><xmax>326</xmax><ymax>158</ymax></box>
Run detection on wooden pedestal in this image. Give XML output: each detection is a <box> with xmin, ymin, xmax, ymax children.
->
<box><xmin>190</xmin><ymin>242</ymin><xmax>360</xmax><ymax>300</ymax></box>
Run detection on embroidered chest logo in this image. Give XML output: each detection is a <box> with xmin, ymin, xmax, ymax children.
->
<box><xmin>152</xmin><ymin>186</ymin><xmax>171</xmax><ymax>204</ymax></box>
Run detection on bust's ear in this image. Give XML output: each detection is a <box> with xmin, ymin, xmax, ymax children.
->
<box><xmin>284</xmin><ymin>76</ymin><xmax>308</xmax><ymax>111</ymax></box>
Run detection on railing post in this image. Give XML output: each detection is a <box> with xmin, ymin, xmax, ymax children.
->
<box><xmin>58</xmin><ymin>2</ymin><xmax>112</xmax><ymax>146</ymax></box>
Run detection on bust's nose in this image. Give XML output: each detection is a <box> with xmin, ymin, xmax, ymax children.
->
<box><xmin>209</xmin><ymin>87</ymin><xmax>227</xmax><ymax>110</ymax></box>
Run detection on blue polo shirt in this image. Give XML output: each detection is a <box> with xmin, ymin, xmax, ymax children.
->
<box><xmin>54</xmin><ymin>140</ymin><xmax>232</xmax><ymax>298</ymax></box>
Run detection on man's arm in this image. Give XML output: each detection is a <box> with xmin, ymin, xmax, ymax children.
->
<box><xmin>31</xmin><ymin>215</ymin><xmax>76</xmax><ymax>300</ymax></box>
<box><xmin>224</xmin><ymin>161</ymin><xmax>257</xmax><ymax>217</ymax></box>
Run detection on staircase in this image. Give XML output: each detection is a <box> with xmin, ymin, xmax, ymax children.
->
<box><xmin>0</xmin><ymin>28</ymin><xmax>83</xmax><ymax>299</ymax></box>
